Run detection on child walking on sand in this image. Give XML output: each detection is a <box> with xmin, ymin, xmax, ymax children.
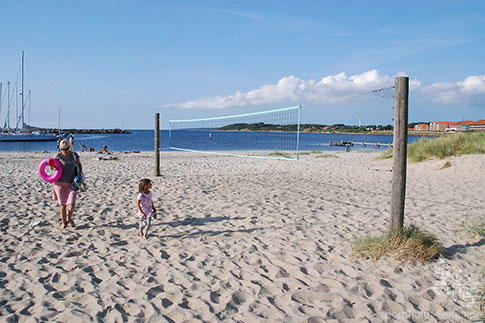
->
<box><xmin>137</xmin><ymin>178</ymin><xmax>157</xmax><ymax>239</ymax></box>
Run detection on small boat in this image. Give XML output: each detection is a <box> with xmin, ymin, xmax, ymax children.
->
<box><xmin>0</xmin><ymin>52</ymin><xmax>61</xmax><ymax>142</ymax></box>
<box><xmin>0</xmin><ymin>131</ymin><xmax>62</xmax><ymax>142</ymax></box>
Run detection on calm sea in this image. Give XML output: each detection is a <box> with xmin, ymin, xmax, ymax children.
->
<box><xmin>0</xmin><ymin>130</ymin><xmax>424</xmax><ymax>153</ymax></box>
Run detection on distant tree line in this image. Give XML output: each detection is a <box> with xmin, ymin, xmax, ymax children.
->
<box><xmin>218</xmin><ymin>122</ymin><xmax>299</xmax><ymax>131</ymax></box>
<box><xmin>218</xmin><ymin>123</ymin><xmax>396</xmax><ymax>133</ymax></box>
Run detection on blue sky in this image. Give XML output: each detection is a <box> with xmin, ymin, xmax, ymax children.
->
<box><xmin>1</xmin><ymin>0</ymin><xmax>484</xmax><ymax>129</ymax></box>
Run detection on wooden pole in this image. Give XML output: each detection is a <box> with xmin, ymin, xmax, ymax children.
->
<box><xmin>154</xmin><ymin>113</ymin><xmax>160</xmax><ymax>176</ymax></box>
<box><xmin>390</xmin><ymin>77</ymin><xmax>409</xmax><ymax>233</ymax></box>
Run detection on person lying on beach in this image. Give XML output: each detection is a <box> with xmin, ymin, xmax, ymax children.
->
<box><xmin>97</xmin><ymin>145</ymin><xmax>111</xmax><ymax>154</ymax></box>
<box><xmin>137</xmin><ymin>178</ymin><xmax>157</xmax><ymax>239</ymax></box>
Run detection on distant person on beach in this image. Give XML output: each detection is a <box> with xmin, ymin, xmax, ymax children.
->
<box><xmin>79</xmin><ymin>143</ymin><xmax>87</xmax><ymax>152</ymax></box>
<box><xmin>98</xmin><ymin>144</ymin><xmax>110</xmax><ymax>154</ymax></box>
<box><xmin>57</xmin><ymin>138</ymin><xmax>62</xmax><ymax>151</ymax></box>
<box><xmin>137</xmin><ymin>178</ymin><xmax>157</xmax><ymax>239</ymax></box>
<box><xmin>52</xmin><ymin>139</ymin><xmax>83</xmax><ymax>229</ymax></box>
<box><xmin>69</xmin><ymin>134</ymin><xmax>74</xmax><ymax>151</ymax></box>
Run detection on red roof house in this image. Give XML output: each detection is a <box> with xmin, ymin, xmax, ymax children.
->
<box><xmin>430</xmin><ymin>119</ymin><xmax>485</xmax><ymax>132</ymax></box>
<box><xmin>430</xmin><ymin>121</ymin><xmax>454</xmax><ymax>132</ymax></box>
<box><xmin>414</xmin><ymin>123</ymin><xmax>429</xmax><ymax>131</ymax></box>
<box><xmin>470</xmin><ymin>119</ymin><xmax>485</xmax><ymax>131</ymax></box>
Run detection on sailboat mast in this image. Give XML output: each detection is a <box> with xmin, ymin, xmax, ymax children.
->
<box><xmin>28</xmin><ymin>90</ymin><xmax>31</xmax><ymax>126</ymax></box>
<box><xmin>0</xmin><ymin>82</ymin><xmax>2</xmax><ymax>130</ymax></box>
<box><xmin>21</xmin><ymin>51</ymin><xmax>24</xmax><ymax>129</ymax></box>
<box><xmin>6</xmin><ymin>81</ymin><xmax>10</xmax><ymax>129</ymax></box>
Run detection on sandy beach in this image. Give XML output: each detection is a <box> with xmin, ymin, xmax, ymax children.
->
<box><xmin>0</xmin><ymin>150</ymin><xmax>483</xmax><ymax>322</ymax></box>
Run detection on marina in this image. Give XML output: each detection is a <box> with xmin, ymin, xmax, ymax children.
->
<box><xmin>0</xmin><ymin>52</ymin><xmax>62</xmax><ymax>142</ymax></box>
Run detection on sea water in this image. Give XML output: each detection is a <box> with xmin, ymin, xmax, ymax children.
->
<box><xmin>0</xmin><ymin>130</ymin><xmax>424</xmax><ymax>153</ymax></box>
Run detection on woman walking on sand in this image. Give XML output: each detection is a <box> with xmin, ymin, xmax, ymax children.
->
<box><xmin>53</xmin><ymin>139</ymin><xmax>83</xmax><ymax>229</ymax></box>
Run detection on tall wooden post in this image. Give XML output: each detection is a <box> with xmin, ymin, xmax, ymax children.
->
<box><xmin>390</xmin><ymin>77</ymin><xmax>409</xmax><ymax>234</ymax></box>
<box><xmin>155</xmin><ymin>113</ymin><xmax>160</xmax><ymax>176</ymax></box>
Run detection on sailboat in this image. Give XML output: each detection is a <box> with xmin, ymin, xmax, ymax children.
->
<box><xmin>0</xmin><ymin>52</ymin><xmax>62</xmax><ymax>142</ymax></box>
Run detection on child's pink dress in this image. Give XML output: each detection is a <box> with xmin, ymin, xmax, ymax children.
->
<box><xmin>137</xmin><ymin>191</ymin><xmax>153</xmax><ymax>218</ymax></box>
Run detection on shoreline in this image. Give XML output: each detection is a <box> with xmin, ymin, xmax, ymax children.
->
<box><xmin>205</xmin><ymin>129</ymin><xmax>442</xmax><ymax>137</ymax></box>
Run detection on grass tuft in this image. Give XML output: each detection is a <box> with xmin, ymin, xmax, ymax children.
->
<box><xmin>467</xmin><ymin>215</ymin><xmax>485</xmax><ymax>238</ymax></box>
<box><xmin>353</xmin><ymin>225</ymin><xmax>441</xmax><ymax>262</ymax></box>
<box><xmin>314</xmin><ymin>154</ymin><xmax>338</xmax><ymax>159</ymax></box>
<box><xmin>299</xmin><ymin>150</ymin><xmax>323</xmax><ymax>155</ymax></box>
<box><xmin>378</xmin><ymin>132</ymin><xmax>485</xmax><ymax>163</ymax></box>
<box><xmin>269</xmin><ymin>151</ymin><xmax>291</xmax><ymax>158</ymax></box>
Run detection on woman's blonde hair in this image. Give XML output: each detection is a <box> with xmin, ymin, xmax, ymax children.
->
<box><xmin>138</xmin><ymin>178</ymin><xmax>152</xmax><ymax>193</ymax></box>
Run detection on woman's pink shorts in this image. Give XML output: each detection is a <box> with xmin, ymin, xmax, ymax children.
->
<box><xmin>53</xmin><ymin>182</ymin><xmax>77</xmax><ymax>206</ymax></box>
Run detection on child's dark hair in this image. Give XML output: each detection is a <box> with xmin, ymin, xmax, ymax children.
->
<box><xmin>138</xmin><ymin>178</ymin><xmax>152</xmax><ymax>193</ymax></box>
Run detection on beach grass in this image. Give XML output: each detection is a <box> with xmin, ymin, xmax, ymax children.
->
<box><xmin>353</xmin><ymin>225</ymin><xmax>441</xmax><ymax>262</ymax></box>
<box><xmin>299</xmin><ymin>150</ymin><xmax>339</xmax><ymax>158</ymax></box>
<box><xmin>378</xmin><ymin>132</ymin><xmax>485</xmax><ymax>162</ymax></box>
<box><xmin>314</xmin><ymin>154</ymin><xmax>338</xmax><ymax>158</ymax></box>
<box><xmin>467</xmin><ymin>215</ymin><xmax>485</xmax><ymax>238</ymax></box>
<box><xmin>299</xmin><ymin>150</ymin><xmax>322</xmax><ymax>155</ymax></box>
<box><xmin>269</xmin><ymin>151</ymin><xmax>291</xmax><ymax>158</ymax></box>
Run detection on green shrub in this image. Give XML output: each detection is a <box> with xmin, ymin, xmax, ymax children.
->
<box><xmin>314</xmin><ymin>154</ymin><xmax>338</xmax><ymax>158</ymax></box>
<box><xmin>353</xmin><ymin>225</ymin><xmax>441</xmax><ymax>262</ymax></box>
<box><xmin>378</xmin><ymin>132</ymin><xmax>485</xmax><ymax>162</ymax></box>
<box><xmin>269</xmin><ymin>151</ymin><xmax>291</xmax><ymax>158</ymax></box>
<box><xmin>467</xmin><ymin>215</ymin><xmax>485</xmax><ymax>238</ymax></box>
<box><xmin>299</xmin><ymin>150</ymin><xmax>323</xmax><ymax>155</ymax></box>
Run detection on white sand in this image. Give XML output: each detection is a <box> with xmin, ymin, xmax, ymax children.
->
<box><xmin>0</xmin><ymin>150</ymin><xmax>483</xmax><ymax>322</ymax></box>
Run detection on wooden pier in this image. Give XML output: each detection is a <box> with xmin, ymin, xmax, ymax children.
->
<box><xmin>329</xmin><ymin>140</ymin><xmax>392</xmax><ymax>148</ymax></box>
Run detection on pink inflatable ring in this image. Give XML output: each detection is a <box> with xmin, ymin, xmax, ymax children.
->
<box><xmin>38</xmin><ymin>158</ymin><xmax>62</xmax><ymax>183</ymax></box>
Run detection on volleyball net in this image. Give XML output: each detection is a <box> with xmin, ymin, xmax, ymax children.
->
<box><xmin>168</xmin><ymin>106</ymin><xmax>302</xmax><ymax>160</ymax></box>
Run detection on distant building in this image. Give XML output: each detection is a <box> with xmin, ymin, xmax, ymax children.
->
<box><xmin>470</xmin><ymin>119</ymin><xmax>485</xmax><ymax>131</ymax></box>
<box><xmin>452</xmin><ymin>120</ymin><xmax>474</xmax><ymax>132</ymax></box>
<box><xmin>414</xmin><ymin>123</ymin><xmax>429</xmax><ymax>131</ymax></box>
<box><xmin>430</xmin><ymin>121</ymin><xmax>453</xmax><ymax>132</ymax></box>
<box><xmin>430</xmin><ymin>119</ymin><xmax>485</xmax><ymax>132</ymax></box>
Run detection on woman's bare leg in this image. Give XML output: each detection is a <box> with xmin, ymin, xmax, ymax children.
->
<box><xmin>60</xmin><ymin>205</ymin><xmax>68</xmax><ymax>229</ymax></box>
<box><xmin>67</xmin><ymin>204</ymin><xmax>76</xmax><ymax>226</ymax></box>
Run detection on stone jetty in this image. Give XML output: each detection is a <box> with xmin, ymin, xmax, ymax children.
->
<box><xmin>41</xmin><ymin>128</ymin><xmax>131</xmax><ymax>134</ymax></box>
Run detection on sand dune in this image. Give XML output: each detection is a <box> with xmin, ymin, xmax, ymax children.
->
<box><xmin>0</xmin><ymin>151</ymin><xmax>483</xmax><ymax>322</ymax></box>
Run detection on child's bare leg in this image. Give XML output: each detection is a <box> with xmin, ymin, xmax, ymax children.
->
<box><xmin>142</xmin><ymin>217</ymin><xmax>151</xmax><ymax>238</ymax></box>
<box><xmin>139</xmin><ymin>218</ymin><xmax>145</xmax><ymax>238</ymax></box>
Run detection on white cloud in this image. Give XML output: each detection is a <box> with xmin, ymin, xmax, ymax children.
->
<box><xmin>167</xmin><ymin>73</ymin><xmax>485</xmax><ymax>110</ymax></box>
<box><xmin>421</xmin><ymin>75</ymin><xmax>485</xmax><ymax>105</ymax></box>
<box><xmin>396</xmin><ymin>72</ymin><xmax>422</xmax><ymax>90</ymax></box>
<box><xmin>166</xmin><ymin>70</ymin><xmax>400</xmax><ymax>110</ymax></box>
